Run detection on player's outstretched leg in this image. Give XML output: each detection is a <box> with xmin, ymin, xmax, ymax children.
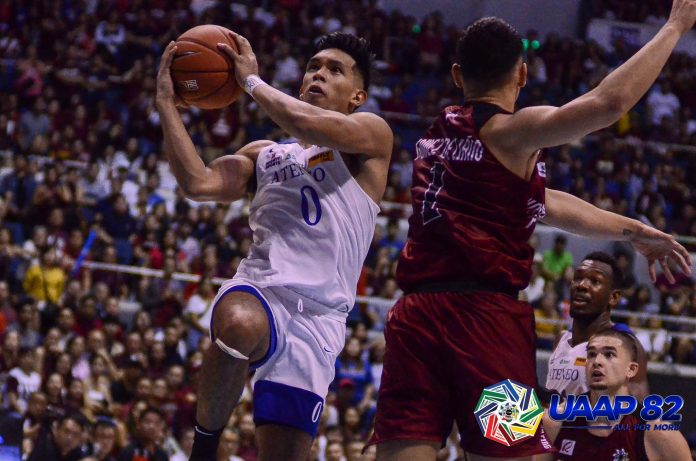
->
<box><xmin>256</xmin><ymin>424</ymin><xmax>313</xmax><ymax>461</ymax></box>
<box><xmin>190</xmin><ymin>291</ymin><xmax>270</xmax><ymax>461</ymax></box>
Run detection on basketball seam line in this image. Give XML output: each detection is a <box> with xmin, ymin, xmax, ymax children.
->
<box><xmin>176</xmin><ymin>34</ymin><xmax>234</xmax><ymax>64</ymax></box>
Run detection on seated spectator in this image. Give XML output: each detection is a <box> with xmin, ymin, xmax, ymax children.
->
<box><xmin>183</xmin><ymin>275</ymin><xmax>215</xmax><ymax>351</ymax></box>
<box><xmin>333</xmin><ymin>338</ymin><xmax>375</xmax><ymax>416</ymax></box>
<box><xmin>341</xmin><ymin>406</ymin><xmax>367</xmax><ymax>441</ymax></box>
<box><xmin>110</xmin><ymin>355</ymin><xmax>145</xmax><ymax>407</ymax></box>
<box><xmin>646</xmin><ymin>81</ymin><xmax>680</xmax><ymax>126</ymax></box>
<box><xmin>171</xmin><ymin>427</ymin><xmax>194</xmax><ymax>461</ymax></box>
<box><xmin>542</xmin><ymin>234</ymin><xmax>574</xmax><ymax>282</ymax></box>
<box><xmin>522</xmin><ymin>258</ymin><xmax>546</xmax><ymax>306</ymax></box>
<box><xmin>217</xmin><ymin>428</ymin><xmax>244</xmax><ymax>461</ymax></box>
<box><xmin>345</xmin><ymin>439</ymin><xmax>366</xmax><ymax>461</ymax></box>
<box><xmin>23</xmin><ymin>391</ymin><xmax>49</xmax><ymax>445</ymax></box>
<box><xmin>117</xmin><ymin>406</ymin><xmax>168</xmax><ymax>461</ymax></box>
<box><xmin>42</xmin><ymin>372</ymin><xmax>66</xmax><ymax>417</ymax></box>
<box><xmin>655</xmin><ymin>259</ymin><xmax>694</xmax><ymax>312</ymax></box>
<box><xmin>635</xmin><ymin>317</ymin><xmax>672</xmax><ymax>362</ymax></box>
<box><xmin>85</xmin><ymin>353</ymin><xmax>114</xmax><ymax>418</ymax></box>
<box><xmin>614</xmin><ymin>250</ymin><xmax>637</xmax><ymax>298</ymax></box>
<box><xmin>3</xmin><ymin>347</ymin><xmax>41</xmax><ymax>414</ymax></box>
<box><xmin>236</xmin><ymin>412</ymin><xmax>258</xmax><ymax>461</ymax></box>
<box><xmin>0</xmin><ymin>330</ymin><xmax>20</xmax><ymax>375</ymax></box>
<box><xmin>325</xmin><ymin>441</ymin><xmax>345</xmax><ymax>461</ymax></box>
<box><xmin>22</xmin><ymin>248</ymin><xmax>66</xmax><ymax>308</ymax></box>
<box><xmin>627</xmin><ymin>284</ymin><xmax>661</xmax><ymax>314</ymax></box>
<box><xmin>7</xmin><ymin>297</ymin><xmax>41</xmax><ymax>349</ymax></box>
<box><xmin>92</xmin><ymin>416</ymin><xmax>119</xmax><ymax>461</ymax></box>
<box><xmin>28</xmin><ymin>413</ymin><xmax>92</xmax><ymax>461</ymax></box>
<box><xmin>534</xmin><ymin>292</ymin><xmax>562</xmax><ymax>350</ymax></box>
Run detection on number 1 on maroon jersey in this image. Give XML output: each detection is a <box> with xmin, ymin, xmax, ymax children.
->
<box><xmin>422</xmin><ymin>162</ymin><xmax>445</xmax><ymax>225</ymax></box>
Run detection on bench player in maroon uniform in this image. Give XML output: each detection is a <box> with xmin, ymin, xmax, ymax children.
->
<box><xmin>371</xmin><ymin>1</ymin><xmax>696</xmax><ymax>459</ymax></box>
<box><xmin>538</xmin><ymin>329</ymin><xmax>691</xmax><ymax>461</ymax></box>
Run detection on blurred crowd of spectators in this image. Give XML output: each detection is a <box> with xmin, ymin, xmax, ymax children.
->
<box><xmin>0</xmin><ymin>0</ymin><xmax>695</xmax><ymax>460</ymax></box>
<box><xmin>585</xmin><ymin>0</ymin><xmax>677</xmax><ymax>26</ymax></box>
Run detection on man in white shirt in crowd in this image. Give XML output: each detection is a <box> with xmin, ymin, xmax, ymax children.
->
<box><xmin>646</xmin><ymin>81</ymin><xmax>680</xmax><ymax>125</ymax></box>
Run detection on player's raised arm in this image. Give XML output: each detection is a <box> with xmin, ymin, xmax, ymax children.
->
<box><xmin>155</xmin><ymin>42</ymin><xmax>272</xmax><ymax>202</ymax></box>
<box><xmin>217</xmin><ymin>32</ymin><xmax>393</xmax><ymax>160</ymax></box>
<box><xmin>542</xmin><ymin>189</ymin><xmax>692</xmax><ymax>283</ymax></box>
<box><xmin>488</xmin><ymin>0</ymin><xmax>696</xmax><ymax>153</ymax></box>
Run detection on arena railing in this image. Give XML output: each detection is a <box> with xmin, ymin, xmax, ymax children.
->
<box><xmin>79</xmin><ymin>260</ymin><xmax>696</xmax><ymax>375</ymax></box>
<box><xmin>81</xmin><ymin>260</ymin><xmax>696</xmax><ymax>338</ymax></box>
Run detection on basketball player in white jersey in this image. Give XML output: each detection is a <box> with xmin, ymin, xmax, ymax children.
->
<box><xmin>156</xmin><ymin>32</ymin><xmax>392</xmax><ymax>461</ymax></box>
<box><xmin>546</xmin><ymin>252</ymin><xmax>648</xmax><ymax>399</ymax></box>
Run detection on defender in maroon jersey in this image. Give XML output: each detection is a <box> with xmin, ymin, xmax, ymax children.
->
<box><xmin>539</xmin><ymin>329</ymin><xmax>691</xmax><ymax>461</ymax></box>
<box><xmin>371</xmin><ymin>4</ymin><xmax>695</xmax><ymax>460</ymax></box>
<box><xmin>397</xmin><ymin>103</ymin><xmax>546</xmax><ymax>294</ymax></box>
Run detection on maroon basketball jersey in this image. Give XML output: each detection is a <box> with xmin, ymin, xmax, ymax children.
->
<box><xmin>554</xmin><ymin>414</ymin><xmax>648</xmax><ymax>460</ymax></box>
<box><xmin>397</xmin><ymin>103</ymin><xmax>546</xmax><ymax>293</ymax></box>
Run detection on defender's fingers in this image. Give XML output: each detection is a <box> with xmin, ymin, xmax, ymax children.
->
<box><xmin>671</xmin><ymin>248</ymin><xmax>691</xmax><ymax>276</ymax></box>
<box><xmin>648</xmin><ymin>259</ymin><xmax>657</xmax><ymax>283</ymax></box>
<box><xmin>659</xmin><ymin>257</ymin><xmax>675</xmax><ymax>284</ymax></box>
<box><xmin>674</xmin><ymin>244</ymin><xmax>693</xmax><ymax>273</ymax></box>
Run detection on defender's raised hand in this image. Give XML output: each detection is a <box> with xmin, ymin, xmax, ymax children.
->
<box><xmin>629</xmin><ymin>223</ymin><xmax>693</xmax><ymax>283</ymax></box>
<box><xmin>667</xmin><ymin>0</ymin><xmax>696</xmax><ymax>34</ymax></box>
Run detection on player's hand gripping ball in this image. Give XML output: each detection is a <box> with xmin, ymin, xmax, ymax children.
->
<box><xmin>170</xmin><ymin>25</ymin><xmax>244</xmax><ymax>109</ymax></box>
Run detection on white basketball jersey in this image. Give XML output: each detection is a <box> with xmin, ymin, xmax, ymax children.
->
<box><xmin>235</xmin><ymin>142</ymin><xmax>379</xmax><ymax>319</ymax></box>
<box><xmin>546</xmin><ymin>331</ymin><xmax>588</xmax><ymax>397</ymax></box>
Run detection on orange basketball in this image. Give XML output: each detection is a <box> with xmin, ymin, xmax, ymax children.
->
<box><xmin>171</xmin><ymin>25</ymin><xmax>243</xmax><ymax>110</ymax></box>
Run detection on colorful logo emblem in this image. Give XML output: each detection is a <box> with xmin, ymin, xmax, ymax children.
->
<box><xmin>474</xmin><ymin>379</ymin><xmax>543</xmax><ymax>446</ymax></box>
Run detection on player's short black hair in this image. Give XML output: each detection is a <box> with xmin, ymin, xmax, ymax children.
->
<box><xmin>590</xmin><ymin>329</ymin><xmax>639</xmax><ymax>362</ymax></box>
<box><xmin>455</xmin><ymin>17</ymin><xmax>523</xmax><ymax>93</ymax></box>
<box><xmin>315</xmin><ymin>32</ymin><xmax>374</xmax><ymax>89</ymax></box>
<box><xmin>583</xmin><ymin>251</ymin><xmax>623</xmax><ymax>287</ymax></box>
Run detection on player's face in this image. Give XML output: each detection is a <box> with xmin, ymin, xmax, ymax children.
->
<box><xmin>300</xmin><ymin>49</ymin><xmax>365</xmax><ymax>114</ymax></box>
<box><xmin>586</xmin><ymin>336</ymin><xmax>636</xmax><ymax>391</ymax></box>
<box><xmin>569</xmin><ymin>260</ymin><xmax>618</xmax><ymax>318</ymax></box>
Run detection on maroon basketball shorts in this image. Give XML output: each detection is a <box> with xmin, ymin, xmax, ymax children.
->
<box><xmin>369</xmin><ymin>290</ymin><xmax>553</xmax><ymax>457</ymax></box>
